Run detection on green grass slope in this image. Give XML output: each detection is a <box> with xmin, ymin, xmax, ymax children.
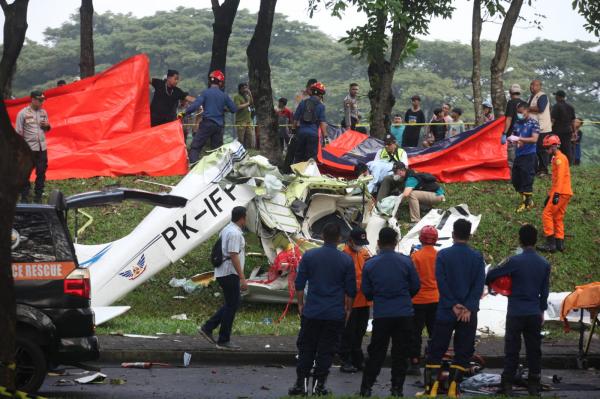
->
<box><xmin>43</xmin><ymin>165</ymin><xmax>600</xmax><ymax>336</ymax></box>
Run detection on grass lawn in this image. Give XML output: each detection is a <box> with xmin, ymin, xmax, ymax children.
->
<box><xmin>43</xmin><ymin>165</ymin><xmax>600</xmax><ymax>337</ymax></box>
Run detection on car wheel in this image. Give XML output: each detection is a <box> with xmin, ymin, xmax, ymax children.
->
<box><xmin>15</xmin><ymin>336</ymin><xmax>47</xmax><ymax>393</ymax></box>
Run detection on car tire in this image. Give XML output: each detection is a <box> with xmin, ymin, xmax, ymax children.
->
<box><xmin>15</xmin><ymin>336</ymin><xmax>47</xmax><ymax>393</ymax></box>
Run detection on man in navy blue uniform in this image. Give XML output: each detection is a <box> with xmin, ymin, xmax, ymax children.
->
<box><xmin>186</xmin><ymin>70</ymin><xmax>241</xmax><ymax>163</ymax></box>
<box><xmin>486</xmin><ymin>224</ymin><xmax>550</xmax><ymax>396</ymax></box>
<box><xmin>289</xmin><ymin>223</ymin><xmax>356</xmax><ymax>396</ymax></box>
<box><xmin>421</xmin><ymin>219</ymin><xmax>485</xmax><ymax>398</ymax></box>
<box><xmin>293</xmin><ymin>81</ymin><xmax>328</xmax><ymax>163</ymax></box>
<box><xmin>359</xmin><ymin>227</ymin><xmax>420</xmax><ymax>397</ymax></box>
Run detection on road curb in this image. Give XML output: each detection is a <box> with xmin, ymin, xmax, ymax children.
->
<box><xmin>99</xmin><ymin>349</ymin><xmax>600</xmax><ymax>370</ymax></box>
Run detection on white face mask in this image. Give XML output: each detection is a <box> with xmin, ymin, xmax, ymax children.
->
<box><xmin>393</xmin><ymin>175</ymin><xmax>402</xmax><ymax>182</ymax></box>
<box><xmin>350</xmin><ymin>243</ymin><xmax>363</xmax><ymax>252</ymax></box>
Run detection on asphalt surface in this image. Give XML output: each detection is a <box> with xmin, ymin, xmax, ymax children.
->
<box><xmin>40</xmin><ymin>364</ymin><xmax>600</xmax><ymax>398</ymax></box>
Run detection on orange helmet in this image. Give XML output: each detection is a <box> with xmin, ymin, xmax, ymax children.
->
<box><xmin>419</xmin><ymin>225</ymin><xmax>438</xmax><ymax>245</ymax></box>
<box><xmin>543</xmin><ymin>134</ymin><xmax>561</xmax><ymax>147</ymax></box>
<box><xmin>310</xmin><ymin>82</ymin><xmax>326</xmax><ymax>95</ymax></box>
<box><xmin>490</xmin><ymin>276</ymin><xmax>512</xmax><ymax>296</ymax></box>
<box><xmin>209</xmin><ymin>70</ymin><xmax>225</xmax><ymax>83</ymax></box>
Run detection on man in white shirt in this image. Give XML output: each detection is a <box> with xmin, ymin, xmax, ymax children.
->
<box><xmin>199</xmin><ymin>206</ymin><xmax>247</xmax><ymax>350</ymax></box>
<box><xmin>15</xmin><ymin>90</ymin><xmax>51</xmax><ymax>202</ymax></box>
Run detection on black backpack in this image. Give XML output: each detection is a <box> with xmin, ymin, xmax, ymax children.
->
<box><xmin>302</xmin><ymin>98</ymin><xmax>319</xmax><ymax>124</ymax></box>
<box><xmin>210</xmin><ymin>237</ymin><xmax>229</xmax><ymax>267</ymax></box>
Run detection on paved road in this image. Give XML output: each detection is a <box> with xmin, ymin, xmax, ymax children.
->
<box><xmin>40</xmin><ymin>364</ymin><xmax>600</xmax><ymax>398</ymax></box>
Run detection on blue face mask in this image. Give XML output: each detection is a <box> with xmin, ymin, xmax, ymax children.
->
<box><xmin>516</xmin><ymin>113</ymin><xmax>525</xmax><ymax>120</ymax></box>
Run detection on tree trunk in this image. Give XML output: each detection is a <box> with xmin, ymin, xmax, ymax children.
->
<box><xmin>209</xmin><ymin>0</ymin><xmax>240</xmax><ymax>78</ymax></box>
<box><xmin>2</xmin><ymin>64</ymin><xmax>14</xmax><ymax>99</ymax></box>
<box><xmin>490</xmin><ymin>0</ymin><xmax>524</xmax><ymax>116</ymax></box>
<box><xmin>79</xmin><ymin>0</ymin><xmax>95</xmax><ymax>78</ymax></box>
<box><xmin>368</xmin><ymin>16</ymin><xmax>409</xmax><ymax>138</ymax></box>
<box><xmin>247</xmin><ymin>0</ymin><xmax>280</xmax><ymax>165</ymax></box>
<box><xmin>471</xmin><ymin>0</ymin><xmax>483</xmax><ymax>123</ymax></box>
<box><xmin>0</xmin><ymin>0</ymin><xmax>32</xmax><ymax>390</ymax></box>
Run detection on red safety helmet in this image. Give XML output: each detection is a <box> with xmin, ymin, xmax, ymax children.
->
<box><xmin>543</xmin><ymin>134</ymin><xmax>561</xmax><ymax>148</ymax></box>
<box><xmin>419</xmin><ymin>225</ymin><xmax>438</xmax><ymax>245</ymax></box>
<box><xmin>490</xmin><ymin>276</ymin><xmax>512</xmax><ymax>296</ymax></box>
<box><xmin>310</xmin><ymin>82</ymin><xmax>326</xmax><ymax>96</ymax></box>
<box><xmin>209</xmin><ymin>70</ymin><xmax>225</xmax><ymax>83</ymax></box>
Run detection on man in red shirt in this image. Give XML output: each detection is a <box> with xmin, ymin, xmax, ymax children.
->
<box><xmin>408</xmin><ymin>226</ymin><xmax>439</xmax><ymax>376</ymax></box>
<box><xmin>339</xmin><ymin>227</ymin><xmax>372</xmax><ymax>373</ymax></box>
<box><xmin>277</xmin><ymin>97</ymin><xmax>293</xmax><ymax>150</ymax></box>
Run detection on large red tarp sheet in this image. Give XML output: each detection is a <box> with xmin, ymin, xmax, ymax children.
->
<box><xmin>7</xmin><ymin>54</ymin><xmax>188</xmax><ymax>180</ymax></box>
<box><xmin>319</xmin><ymin>118</ymin><xmax>510</xmax><ymax>183</ymax></box>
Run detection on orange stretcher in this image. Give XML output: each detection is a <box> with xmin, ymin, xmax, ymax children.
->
<box><xmin>560</xmin><ymin>282</ymin><xmax>600</xmax><ymax>369</ymax></box>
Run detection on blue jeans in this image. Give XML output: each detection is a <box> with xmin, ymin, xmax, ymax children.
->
<box><xmin>189</xmin><ymin>119</ymin><xmax>224</xmax><ymax>163</ymax></box>
<box><xmin>203</xmin><ymin>274</ymin><xmax>240</xmax><ymax>344</ymax></box>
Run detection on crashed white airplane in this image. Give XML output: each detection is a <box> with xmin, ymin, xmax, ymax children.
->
<box><xmin>70</xmin><ymin>141</ymin><xmax>581</xmax><ymax>336</ymax></box>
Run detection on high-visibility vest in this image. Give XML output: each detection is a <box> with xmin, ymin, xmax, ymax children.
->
<box><xmin>379</xmin><ymin>147</ymin><xmax>406</xmax><ymax>163</ymax></box>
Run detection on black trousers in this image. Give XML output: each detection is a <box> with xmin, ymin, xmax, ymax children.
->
<box><xmin>426</xmin><ymin>316</ymin><xmax>477</xmax><ymax>369</ymax></box>
<box><xmin>296</xmin><ymin>317</ymin><xmax>344</xmax><ymax>378</ymax></box>
<box><xmin>410</xmin><ymin>303</ymin><xmax>438</xmax><ymax>359</ymax></box>
<box><xmin>362</xmin><ymin>317</ymin><xmax>412</xmax><ymax>388</ymax></box>
<box><xmin>377</xmin><ymin>175</ymin><xmax>403</xmax><ymax>200</ymax></box>
<box><xmin>293</xmin><ymin>130</ymin><xmax>318</xmax><ymax>163</ymax></box>
<box><xmin>21</xmin><ymin>150</ymin><xmax>48</xmax><ymax>200</ymax></box>
<box><xmin>402</xmin><ymin>128</ymin><xmax>421</xmax><ymax>148</ymax></box>
<box><xmin>503</xmin><ymin>315</ymin><xmax>543</xmax><ymax>379</ymax></box>
<box><xmin>536</xmin><ymin>132</ymin><xmax>550</xmax><ymax>173</ymax></box>
<box><xmin>203</xmin><ymin>274</ymin><xmax>241</xmax><ymax>344</ymax></box>
<box><xmin>557</xmin><ymin>132</ymin><xmax>573</xmax><ymax>165</ymax></box>
<box><xmin>339</xmin><ymin>306</ymin><xmax>370</xmax><ymax>367</ymax></box>
<box><xmin>511</xmin><ymin>153</ymin><xmax>536</xmax><ymax>193</ymax></box>
<box><xmin>189</xmin><ymin>119</ymin><xmax>224</xmax><ymax>163</ymax></box>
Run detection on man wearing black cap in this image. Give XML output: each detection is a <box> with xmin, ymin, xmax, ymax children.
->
<box><xmin>150</xmin><ymin>69</ymin><xmax>195</xmax><ymax>127</ymax></box>
<box><xmin>359</xmin><ymin>227</ymin><xmax>420</xmax><ymax>397</ymax></box>
<box><xmin>198</xmin><ymin>206</ymin><xmax>248</xmax><ymax>351</ymax></box>
<box><xmin>403</xmin><ymin>95</ymin><xmax>425</xmax><ymax>147</ymax></box>
<box><xmin>339</xmin><ymin>227</ymin><xmax>372</xmax><ymax>373</ymax></box>
<box><xmin>375</xmin><ymin>134</ymin><xmax>408</xmax><ymax>166</ymax></box>
<box><xmin>551</xmin><ymin>90</ymin><xmax>576</xmax><ymax>164</ymax></box>
<box><xmin>15</xmin><ymin>90</ymin><xmax>51</xmax><ymax>202</ymax></box>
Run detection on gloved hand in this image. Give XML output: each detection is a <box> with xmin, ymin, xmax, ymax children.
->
<box><xmin>552</xmin><ymin>192</ymin><xmax>560</xmax><ymax>205</ymax></box>
<box><xmin>177</xmin><ymin>111</ymin><xmax>186</xmax><ymax>119</ymax></box>
<box><xmin>544</xmin><ymin>196</ymin><xmax>549</xmax><ymax>207</ymax></box>
<box><xmin>501</xmin><ymin>135</ymin><xmax>507</xmax><ymax>145</ymax></box>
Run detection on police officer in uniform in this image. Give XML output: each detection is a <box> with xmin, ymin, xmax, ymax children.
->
<box><xmin>293</xmin><ymin>82</ymin><xmax>328</xmax><ymax>163</ymax></box>
<box><xmin>359</xmin><ymin>227</ymin><xmax>420</xmax><ymax>397</ymax></box>
<box><xmin>289</xmin><ymin>223</ymin><xmax>356</xmax><ymax>396</ymax></box>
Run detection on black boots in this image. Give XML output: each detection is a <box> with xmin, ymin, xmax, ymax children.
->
<box><xmin>447</xmin><ymin>365</ymin><xmax>465</xmax><ymax>398</ymax></box>
<box><xmin>288</xmin><ymin>376</ymin><xmax>309</xmax><ymax>396</ymax></box>
<box><xmin>528</xmin><ymin>374</ymin><xmax>541</xmax><ymax>397</ymax></box>
<box><xmin>497</xmin><ymin>374</ymin><xmax>514</xmax><ymax>396</ymax></box>
<box><xmin>556</xmin><ymin>238</ymin><xmax>565</xmax><ymax>252</ymax></box>
<box><xmin>537</xmin><ymin>235</ymin><xmax>556</xmax><ymax>253</ymax></box>
<box><xmin>312</xmin><ymin>374</ymin><xmax>330</xmax><ymax>396</ymax></box>
<box><xmin>417</xmin><ymin>365</ymin><xmax>440</xmax><ymax>397</ymax></box>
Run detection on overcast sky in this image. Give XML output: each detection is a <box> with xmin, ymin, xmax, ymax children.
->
<box><xmin>0</xmin><ymin>0</ymin><xmax>597</xmax><ymax>45</ymax></box>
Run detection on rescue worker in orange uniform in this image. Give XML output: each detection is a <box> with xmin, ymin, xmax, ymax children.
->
<box><xmin>538</xmin><ymin>135</ymin><xmax>573</xmax><ymax>253</ymax></box>
<box><xmin>339</xmin><ymin>227</ymin><xmax>372</xmax><ymax>373</ymax></box>
<box><xmin>408</xmin><ymin>226</ymin><xmax>440</xmax><ymax>376</ymax></box>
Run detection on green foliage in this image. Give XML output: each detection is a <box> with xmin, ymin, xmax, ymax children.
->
<box><xmin>44</xmin><ymin>165</ymin><xmax>600</xmax><ymax>336</ymax></box>
<box><xmin>572</xmin><ymin>0</ymin><xmax>600</xmax><ymax>37</ymax></box>
<box><xmin>8</xmin><ymin>7</ymin><xmax>600</xmax><ymax>162</ymax></box>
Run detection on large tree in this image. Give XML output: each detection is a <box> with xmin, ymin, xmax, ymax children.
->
<box><xmin>573</xmin><ymin>0</ymin><xmax>600</xmax><ymax>37</ymax></box>
<box><xmin>471</xmin><ymin>0</ymin><xmax>483</xmax><ymax>122</ymax></box>
<box><xmin>489</xmin><ymin>0</ymin><xmax>523</xmax><ymax>115</ymax></box>
<box><xmin>246</xmin><ymin>0</ymin><xmax>281</xmax><ymax>164</ymax></box>
<box><xmin>0</xmin><ymin>0</ymin><xmax>33</xmax><ymax>390</ymax></box>
<box><xmin>79</xmin><ymin>0</ymin><xmax>95</xmax><ymax>78</ymax></box>
<box><xmin>209</xmin><ymin>0</ymin><xmax>240</xmax><ymax>79</ymax></box>
<box><xmin>309</xmin><ymin>0</ymin><xmax>453</xmax><ymax>138</ymax></box>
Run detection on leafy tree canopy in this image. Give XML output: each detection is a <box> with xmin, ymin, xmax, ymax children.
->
<box><xmin>8</xmin><ymin>7</ymin><xmax>600</xmax><ymax>162</ymax></box>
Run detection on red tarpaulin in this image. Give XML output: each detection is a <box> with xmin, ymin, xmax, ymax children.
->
<box><xmin>7</xmin><ymin>54</ymin><xmax>188</xmax><ymax>180</ymax></box>
<box><xmin>319</xmin><ymin>118</ymin><xmax>510</xmax><ymax>183</ymax></box>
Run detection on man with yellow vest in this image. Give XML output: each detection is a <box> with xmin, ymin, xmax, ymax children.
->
<box><xmin>375</xmin><ymin>135</ymin><xmax>408</xmax><ymax>166</ymax></box>
<box><xmin>339</xmin><ymin>227</ymin><xmax>372</xmax><ymax>373</ymax></box>
<box><xmin>538</xmin><ymin>135</ymin><xmax>573</xmax><ymax>253</ymax></box>
<box><xmin>527</xmin><ymin>80</ymin><xmax>552</xmax><ymax>175</ymax></box>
